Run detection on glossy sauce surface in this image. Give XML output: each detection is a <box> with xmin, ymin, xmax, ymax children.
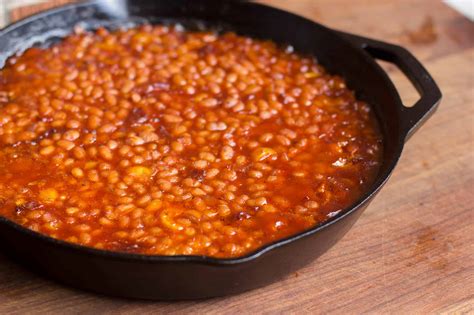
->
<box><xmin>0</xmin><ymin>26</ymin><xmax>382</xmax><ymax>257</ymax></box>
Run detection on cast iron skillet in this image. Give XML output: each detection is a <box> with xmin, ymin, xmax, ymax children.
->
<box><xmin>0</xmin><ymin>0</ymin><xmax>441</xmax><ymax>300</ymax></box>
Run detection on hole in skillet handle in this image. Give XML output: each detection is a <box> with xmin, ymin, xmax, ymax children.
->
<box><xmin>337</xmin><ymin>31</ymin><xmax>442</xmax><ymax>142</ymax></box>
<box><xmin>374</xmin><ymin>59</ymin><xmax>420</xmax><ymax>108</ymax></box>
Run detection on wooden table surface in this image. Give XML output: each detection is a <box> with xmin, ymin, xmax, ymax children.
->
<box><xmin>0</xmin><ymin>0</ymin><xmax>473</xmax><ymax>313</ymax></box>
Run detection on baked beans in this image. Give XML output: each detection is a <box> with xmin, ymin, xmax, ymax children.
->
<box><xmin>0</xmin><ymin>25</ymin><xmax>382</xmax><ymax>257</ymax></box>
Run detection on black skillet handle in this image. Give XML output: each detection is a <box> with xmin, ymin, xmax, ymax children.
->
<box><xmin>336</xmin><ymin>31</ymin><xmax>442</xmax><ymax>141</ymax></box>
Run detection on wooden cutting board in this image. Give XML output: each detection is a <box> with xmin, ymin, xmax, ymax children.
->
<box><xmin>0</xmin><ymin>0</ymin><xmax>473</xmax><ymax>313</ymax></box>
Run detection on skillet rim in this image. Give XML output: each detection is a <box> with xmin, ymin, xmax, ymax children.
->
<box><xmin>0</xmin><ymin>0</ymin><xmax>405</xmax><ymax>265</ymax></box>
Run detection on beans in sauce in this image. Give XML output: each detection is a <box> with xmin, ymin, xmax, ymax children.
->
<box><xmin>0</xmin><ymin>25</ymin><xmax>382</xmax><ymax>257</ymax></box>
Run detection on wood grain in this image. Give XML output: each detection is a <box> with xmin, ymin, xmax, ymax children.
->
<box><xmin>1</xmin><ymin>0</ymin><xmax>473</xmax><ymax>313</ymax></box>
<box><xmin>8</xmin><ymin>0</ymin><xmax>75</xmax><ymax>23</ymax></box>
